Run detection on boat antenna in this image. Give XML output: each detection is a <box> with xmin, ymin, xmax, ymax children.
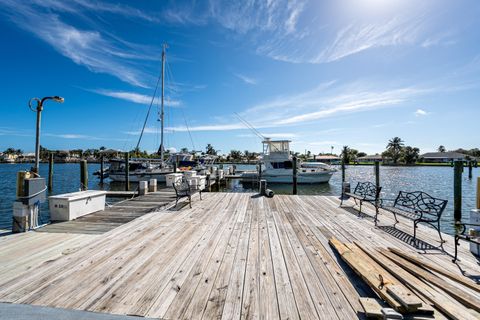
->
<box><xmin>135</xmin><ymin>56</ymin><xmax>163</xmax><ymax>152</ymax></box>
<box><xmin>234</xmin><ymin>113</ymin><xmax>265</xmax><ymax>140</ymax></box>
<box><xmin>157</xmin><ymin>43</ymin><xmax>168</xmax><ymax>159</ymax></box>
<box><xmin>234</xmin><ymin>113</ymin><xmax>281</xmax><ymax>152</ymax></box>
<box><xmin>182</xmin><ymin>111</ymin><xmax>196</xmax><ymax>151</ymax></box>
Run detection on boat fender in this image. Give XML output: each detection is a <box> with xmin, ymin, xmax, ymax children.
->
<box><xmin>265</xmin><ymin>189</ymin><xmax>274</xmax><ymax>198</ymax></box>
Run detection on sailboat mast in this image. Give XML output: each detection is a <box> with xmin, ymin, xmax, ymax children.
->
<box><xmin>158</xmin><ymin>43</ymin><xmax>167</xmax><ymax>159</ymax></box>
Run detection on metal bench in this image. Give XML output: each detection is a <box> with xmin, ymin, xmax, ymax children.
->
<box><xmin>453</xmin><ymin>222</ymin><xmax>480</xmax><ymax>262</ymax></box>
<box><xmin>340</xmin><ymin>181</ymin><xmax>381</xmax><ymax>216</ymax></box>
<box><xmin>172</xmin><ymin>178</ymin><xmax>202</xmax><ymax>208</ymax></box>
<box><xmin>380</xmin><ymin>191</ymin><xmax>447</xmax><ymax>246</ymax></box>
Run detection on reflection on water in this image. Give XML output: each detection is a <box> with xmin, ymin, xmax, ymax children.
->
<box><xmin>0</xmin><ymin>163</ymin><xmax>478</xmax><ymax>234</ymax></box>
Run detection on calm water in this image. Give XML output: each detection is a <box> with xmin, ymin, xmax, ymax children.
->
<box><xmin>0</xmin><ymin>163</ymin><xmax>478</xmax><ymax>234</ymax></box>
<box><xmin>221</xmin><ymin>164</ymin><xmax>479</xmax><ymax>234</ymax></box>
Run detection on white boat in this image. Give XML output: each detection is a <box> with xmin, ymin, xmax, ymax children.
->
<box><xmin>108</xmin><ymin>158</ymin><xmax>172</xmax><ymax>182</ymax></box>
<box><xmin>108</xmin><ymin>44</ymin><xmax>176</xmax><ymax>183</ymax></box>
<box><xmin>241</xmin><ymin>139</ymin><xmax>336</xmax><ymax>184</ymax></box>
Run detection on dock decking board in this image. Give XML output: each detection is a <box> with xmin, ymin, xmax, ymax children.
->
<box><xmin>0</xmin><ymin>193</ymin><xmax>478</xmax><ymax>319</ymax></box>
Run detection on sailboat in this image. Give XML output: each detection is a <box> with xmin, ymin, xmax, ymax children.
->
<box><xmin>108</xmin><ymin>44</ymin><xmax>174</xmax><ymax>183</ymax></box>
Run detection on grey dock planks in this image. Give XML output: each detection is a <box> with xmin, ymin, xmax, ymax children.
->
<box><xmin>0</xmin><ymin>192</ymin><xmax>478</xmax><ymax>319</ymax></box>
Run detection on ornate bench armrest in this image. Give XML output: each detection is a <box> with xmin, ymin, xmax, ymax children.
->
<box><xmin>455</xmin><ymin>222</ymin><xmax>480</xmax><ymax>234</ymax></box>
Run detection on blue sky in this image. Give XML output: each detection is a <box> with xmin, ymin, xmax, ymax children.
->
<box><xmin>0</xmin><ymin>0</ymin><xmax>479</xmax><ymax>155</ymax></box>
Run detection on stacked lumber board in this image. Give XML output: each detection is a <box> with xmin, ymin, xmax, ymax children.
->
<box><xmin>329</xmin><ymin>237</ymin><xmax>480</xmax><ymax>320</ymax></box>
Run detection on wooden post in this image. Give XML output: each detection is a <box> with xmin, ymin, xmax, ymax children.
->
<box><xmin>258</xmin><ymin>163</ymin><xmax>262</xmax><ymax>185</ymax></box>
<box><xmin>477</xmin><ymin>177</ymin><xmax>480</xmax><ymax>210</ymax></box>
<box><xmin>48</xmin><ymin>153</ymin><xmax>53</xmax><ymax>191</ymax></box>
<box><xmin>125</xmin><ymin>152</ymin><xmax>130</xmax><ymax>191</ymax></box>
<box><xmin>80</xmin><ymin>160</ymin><xmax>88</xmax><ymax>191</ymax></box>
<box><xmin>454</xmin><ymin>161</ymin><xmax>463</xmax><ymax>221</ymax></box>
<box><xmin>374</xmin><ymin>161</ymin><xmax>380</xmax><ymax>190</ymax></box>
<box><xmin>292</xmin><ymin>156</ymin><xmax>297</xmax><ymax>195</ymax></box>
<box><xmin>374</xmin><ymin>161</ymin><xmax>380</xmax><ymax>214</ymax></box>
<box><xmin>100</xmin><ymin>155</ymin><xmax>104</xmax><ymax>184</ymax></box>
<box><xmin>341</xmin><ymin>160</ymin><xmax>345</xmax><ymax>183</ymax></box>
<box><xmin>468</xmin><ymin>161</ymin><xmax>473</xmax><ymax>179</ymax></box>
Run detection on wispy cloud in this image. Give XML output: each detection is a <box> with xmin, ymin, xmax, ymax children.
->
<box><xmin>234</xmin><ymin>73</ymin><xmax>258</xmax><ymax>85</ymax></box>
<box><xmin>92</xmin><ymin>89</ymin><xmax>182</xmax><ymax>107</ymax></box>
<box><xmin>414</xmin><ymin>109</ymin><xmax>429</xmax><ymax>116</ymax></box>
<box><xmin>44</xmin><ymin>132</ymin><xmax>127</xmax><ymax>141</ymax></box>
<box><xmin>0</xmin><ymin>1</ymin><xmax>157</xmax><ymax>87</ymax></box>
<box><xmin>164</xmin><ymin>80</ymin><xmax>430</xmax><ymax>132</ymax></box>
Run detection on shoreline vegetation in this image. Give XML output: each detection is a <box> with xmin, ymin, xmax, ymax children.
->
<box><xmin>1</xmin><ymin>137</ymin><xmax>478</xmax><ymax>166</ymax></box>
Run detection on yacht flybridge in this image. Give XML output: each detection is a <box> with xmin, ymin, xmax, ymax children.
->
<box><xmin>241</xmin><ymin>139</ymin><xmax>336</xmax><ymax>184</ymax></box>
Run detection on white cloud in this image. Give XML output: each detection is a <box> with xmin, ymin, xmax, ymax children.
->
<box><xmin>92</xmin><ymin>89</ymin><xmax>182</xmax><ymax>107</ymax></box>
<box><xmin>234</xmin><ymin>73</ymin><xmax>258</xmax><ymax>85</ymax></box>
<box><xmin>414</xmin><ymin>109</ymin><xmax>429</xmax><ymax>116</ymax></box>
<box><xmin>0</xmin><ymin>1</ymin><xmax>156</xmax><ymax>87</ymax></box>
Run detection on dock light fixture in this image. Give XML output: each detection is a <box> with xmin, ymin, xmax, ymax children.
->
<box><xmin>28</xmin><ymin>96</ymin><xmax>64</xmax><ymax>174</ymax></box>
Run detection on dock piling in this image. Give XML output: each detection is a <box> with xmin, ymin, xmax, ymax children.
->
<box><xmin>139</xmin><ymin>181</ymin><xmax>148</xmax><ymax>196</ymax></box>
<box><xmin>48</xmin><ymin>153</ymin><xmax>53</xmax><ymax>191</ymax></box>
<box><xmin>125</xmin><ymin>152</ymin><xmax>130</xmax><ymax>191</ymax></box>
<box><xmin>80</xmin><ymin>160</ymin><xmax>88</xmax><ymax>191</ymax></box>
<box><xmin>149</xmin><ymin>179</ymin><xmax>157</xmax><ymax>193</ymax></box>
<box><xmin>293</xmin><ymin>156</ymin><xmax>297</xmax><ymax>195</ymax></box>
<box><xmin>100</xmin><ymin>155</ymin><xmax>104</xmax><ymax>184</ymax></box>
<box><xmin>374</xmin><ymin>161</ymin><xmax>380</xmax><ymax>215</ymax></box>
<box><xmin>453</xmin><ymin>161</ymin><xmax>463</xmax><ymax>221</ymax></box>
<box><xmin>477</xmin><ymin>177</ymin><xmax>480</xmax><ymax>210</ymax></box>
<box><xmin>468</xmin><ymin>161</ymin><xmax>473</xmax><ymax>179</ymax></box>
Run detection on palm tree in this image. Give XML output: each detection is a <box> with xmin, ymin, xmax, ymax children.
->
<box><xmin>386</xmin><ymin>137</ymin><xmax>404</xmax><ymax>164</ymax></box>
<box><xmin>437</xmin><ymin>145</ymin><xmax>446</xmax><ymax>153</ymax></box>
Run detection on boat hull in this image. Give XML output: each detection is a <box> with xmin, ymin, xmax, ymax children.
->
<box><xmin>240</xmin><ymin>170</ymin><xmax>334</xmax><ymax>184</ymax></box>
<box><xmin>109</xmin><ymin>172</ymin><xmax>170</xmax><ymax>183</ymax></box>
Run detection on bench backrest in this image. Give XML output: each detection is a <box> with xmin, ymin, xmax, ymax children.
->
<box><xmin>394</xmin><ymin>191</ymin><xmax>447</xmax><ymax>218</ymax></box>
<box><xmin>353</xmin><ymin>182</ymin><xmax>381</xmax><ymax>200</ymax></box>
<box><xmin>172</xmin><ymin>178</ymin><xmax>190</xmax><ymax>196</ymax></box>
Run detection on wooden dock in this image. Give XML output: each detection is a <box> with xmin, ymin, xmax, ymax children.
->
<box><xmin>0</xmin><ymin>193</ymin><xmax>478</xmax><ymax>319</ymax></box>
<box><xmin>36</xmin><ymin>189</ymin><xmax>177</xmax><ymax>234</ymax></box>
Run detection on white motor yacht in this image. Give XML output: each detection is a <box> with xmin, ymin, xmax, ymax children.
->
<box><xmin>241</xmin><ymin>139</ymin><xmax>336</xmax><ymax>184</ymax></box>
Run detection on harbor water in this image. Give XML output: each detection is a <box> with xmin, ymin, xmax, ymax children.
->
<box><xmin>0</xmin><ymin>163</ymin><xmax>478</xmax><ymax>235</ymax></box>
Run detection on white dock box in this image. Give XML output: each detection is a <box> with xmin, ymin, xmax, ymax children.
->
<box><xmin>166</xmin><ymin>173</ymin><xmax>183</xmax><ymax>187</ymax></box>
<box><xmin>49</xmin><ymin>190</ymin><xmax>106</xmax><ymax>221</ymax></box>
<box><xmin>470</xmin><ymin>209</ymin><xmax>480</xmax><ymax>256</ymax></box>
<box><xmin>188</xmin><ymin>175</ymin><xmax>206</xmax><ymax>191</ymax></box>
<box><xmin>183</xmin><ymin>170</ymin><xmax>197</xmax><ymax>178</ymax></box>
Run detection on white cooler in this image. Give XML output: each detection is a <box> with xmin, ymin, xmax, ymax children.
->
<box><xmin>166</xmin><ymin>173</ymin><xmax>183</xmax><ymax>187</ymax></box>
<box><xmin>188</xmin><ymin>175</ymin><xmax>206</xmax><ymax>191</ymax></box>
<box><xmin>470</xmin><ymin>209</ymin><xmax>480</xmax><ymax>256</ymax></box>
<box><xmin>184</xmin><ymin>170</ymin><xmax>197</xmax><ymax>178</ymax></box>
<box><xmin>49</xmin><ymin>190</ymin><xmax>106</xmax><ymax>221</ymax></box>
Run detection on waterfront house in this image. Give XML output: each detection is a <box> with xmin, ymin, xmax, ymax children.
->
<box><xmin>54</xmin><ymin>151</ymin><xmax>81</xmax><ymax>163</ymax></box>
<box><xmin>357</xmin><ymin>154</ymin><xmax>384</xmax><ymax>163</ymax></box>
<box><xmin>0</xmin><ymin>153</ymin><xmax>18</xmax><ymax>163</ymax></box>
<box><xmin>313</xmin><ymin>154</ymin><xmax>341</xmax><ymax>164</ymax></box>
<box><xmin>420</xmin><ymin>151</ymin><xmax>472</xmax><ymax>163</ymax></box>
<box><xmin>17</xmin><ymin>153</ymin><xmax>35</xmax><ymax>163</ymax></box>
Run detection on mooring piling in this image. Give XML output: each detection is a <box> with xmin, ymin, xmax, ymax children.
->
<box><xmin>453</xmin><ymin>160</ymin><xmax>463</xmax><ymax>221</ymax></box>
<box><xmin>48</xmin><ymin>153</ymin><xmax>53</xmax><ymax>191</ymax></box>
<box><xmin>80</xmin><ymin>160</ymin><xmax>88</xmax><ymax>191</ymax></box>
<box><xmin>374</xmin><ymin>161</ymin><xmax>380</xmax><ymax>213</ymax></box>
<box><xmin>468</xmin><ymin>161</ymin><xmax>473</xmax><ymax>179</ymax></box>
<box><xmin>477</xmin><ymin>177</ymin><xmax>480</xmax><ymax>210</ymax></box>
<box><xmin>292</xmin><ymin>156</ymin><xmax>298</xmax><ymax>195</ymax></box>
<box><xmin>100</xmin><ymin>155</ymin><xmax>105</xmax><ymax>184</ymax></box>
<box><xmin>125</xmin><ymin>152</ymin><xmax>130</xmax><ymax>191</ymax></box>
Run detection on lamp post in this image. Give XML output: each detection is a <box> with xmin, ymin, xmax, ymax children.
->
<box><xmin>28</xmin><ymin>96</ymin><xmax>64</xmax><ymax>174</ymax></box>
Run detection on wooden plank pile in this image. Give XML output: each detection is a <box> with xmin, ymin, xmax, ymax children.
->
<box><xmin>329</xmin><ymin>237</ymin><xmax>480</xmax><ymax>320</ymax></box>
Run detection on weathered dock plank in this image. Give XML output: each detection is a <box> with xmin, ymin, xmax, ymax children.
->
<box><xmin>0</xmin><ymin>192</ymin><xmax>478</xmax><ymax>319</ymax></box>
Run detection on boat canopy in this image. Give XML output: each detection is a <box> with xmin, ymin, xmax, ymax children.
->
<box><xmin>262</xmin><ymin>139</ymin><xmax>291</xmax><ymax>155</ymax></box>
